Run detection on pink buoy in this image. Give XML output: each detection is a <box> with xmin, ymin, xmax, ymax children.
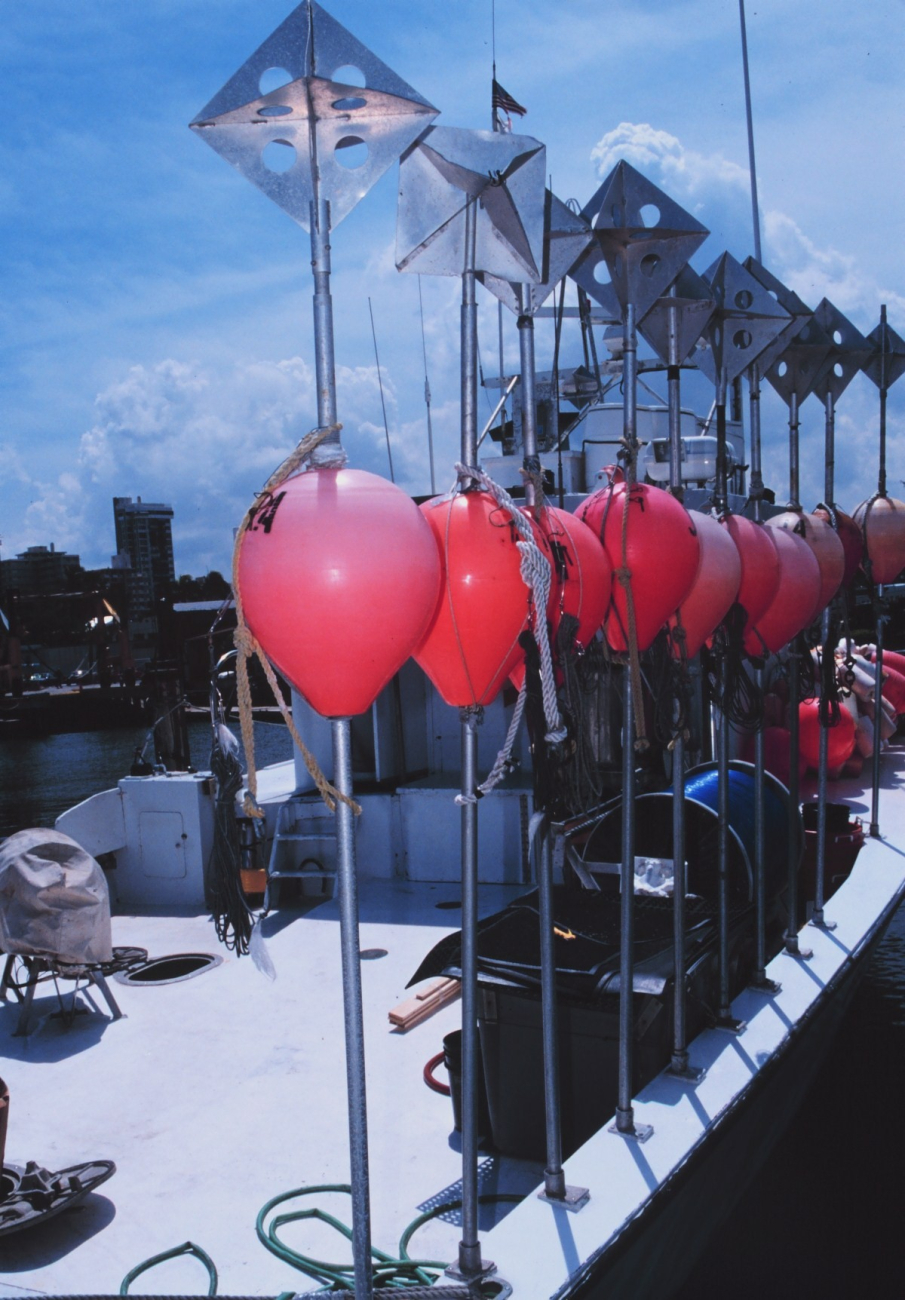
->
<box><xmin>238</xmin><ymin>468</ymin><xmax>441</xmax><ymax>718</ymax></box>
<box><xmin>575</xmin><ymin>475</ymin><xmax>699</xmax><ymax>653</ymax></box>
<box><xmin>769</xmin><ymin>510</ymin><xmax>844</xmax><ymax>621</ymax></box>
<box><xmin>668</xmin><ymin>511</ymin><xmax>741</xmax><ymax>658</ymax></box>
<box><xmin>414</xmin><ymin>491</ymin><xmax>539</xmax><ymax>707</ymax></box>
<box><xmin>852</xmin><ymin>494</ymin><xmax>905</xmax><ymax>585</ymax></box>
<box><xmin>798</xmin><ymin>698</ymin><xmax>856</xmax><ymax>773</ymax></box>
<box><xmin>720</xmin><ymin>515</ymin><xmax>781</xmax><ymax>634</ymax></box>
<box><xmin>812</xmin><ymin>505</ymin><xmax>863</xmax><ymax>588</ymax></box>
<box><xmin>745</xmin><ymin>524</ymin><xmax>821</xmax><ymax>655</ymax></box>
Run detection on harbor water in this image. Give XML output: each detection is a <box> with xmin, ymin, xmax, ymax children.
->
<box><xmin>0</xmin><ymin>724</ymin><xmax>901</xmax><ymax>1295</ymax></box>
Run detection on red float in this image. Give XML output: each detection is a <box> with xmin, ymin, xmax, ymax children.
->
<box><xmin>769</xmin><ymin>510</ymin><xmax>844</xmax><ymax>621</ymax></box>
<box><xmin>720</xmin><ymin>515</ymin><xmax>780</xmax><ymax>633</ymax></box>
<box><xmin>812</xmin><ymin>505</ymin><xmax>863</xmax><ymax>587</ymax></box>
<box><xmin>852</xmin><ymin>494</ymin><xmax>905</xmax><ymax>584</ymax></box>
<box><xmin>414</xmin><ymin>490</ymin><xmax>539</xmax><ymax>707</ymax></box>
<box><xmin>237</xmin><ymin>468</ymin><xmax>442</xmax><ymax>718</ymax></box>
<box><xmin>510</xmin><ymin>505</ymin><xmax>612</xmax><ymax>690</ymax></box>
<box><xmin>871</xmin><ymin>647</ymin><xmax>905</xmax><ymax>681</ymax></box>
<box><xmin>740</xmin><ymin>726</ymin><xmax>806</xmax><ymax>788</ymax></box>
<box><xmin>866</xmin><ymin>652</ymin><xmax>905</xmax><ymax>715</ymax></box>
<box><xmin>668</xmin><ymin>511</ymin><xmax>741</xmax><ymax>658</ymax></box>
<box><xmin>745</xmin><ymin>525</ymin><xmax>821</xmax><ymax>654</ymax></box>
<box><xmin>797</xmin><ymin>698</ymin><xmax>856</xmax><ymax>773</ymax></box>
<box><xmin>575</xmin><ymin>475</ymin><xmax>699</xmax><ymax>653</ymax></box>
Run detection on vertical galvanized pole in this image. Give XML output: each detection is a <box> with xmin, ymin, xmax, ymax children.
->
<box><xmin>870</xmin><ymin>305</ymin><xmax>889</xmax><ymax>838</ymax></box>
<box><xmin>783</xmin><ymin>643</ymin><xmax>805</xmax><ymax>955</ymax></box>
<box><xmin>519</xmin><ymin>285</ymin><xmax>540</xmax><ymax>505</ymax></box>
<box><xmin>332</xmin><ymin>718</ymin><xmax>373</xmax><ymax>1300</ymax></box>
<box><xmin>738</xmin><ymin>0</ymin><xmax>762</xmax><ymax>264</ymax></box>
<box><xmin>788</xmin><ymin>391</ymin><xmax>800</xmax><ymax>510</ymax></box>
<box><xmin>456</xmin><ymin>194</ymin><xmax>489</xmax><ymax>1280</ymax></box>
<box><xmin>813</xmin><ymin>391</ymin><xmax>836</xmax><ymax>927</ymax></box>
<box><xmin>311</xmin><ymin>199</ymin><xmax>340</xmax><ymax>443</ymax></box>
<box><xmin>536</xmin><ymin>824</ymin><xmax>564</xmax><ymax>1194</ymax></box>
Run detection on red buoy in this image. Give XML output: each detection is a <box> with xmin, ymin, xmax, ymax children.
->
<box><xmin>720</xmin><ymin>515</ymin><xmax>781</xmax><ymax>634</ymax></box>
<box><xmin>812</xmin><ymin>505</ymin><xmax>863</xmax><ymax>588</ymax></box>
<box><xmin>575</xmin><ymin>476</ymin><xmax>699</xmax><ymax>653</ymax></box>
<box><xmin>414</xmin><ymin>491</ymin><xmax>538</xmax><ymax>707</ymax></box>
<box><xmin>237</xmin><ymin>468</ymin><xmax>442</xmax><ymax>718</ymax></box>
<box><xmin>769</xmin><ymin>510</ymin><xmax>844</xmax><ymax>621</ymax></box>
<box><xmin>798</xmin><ymin>698</ymin><xmax>856</xmax><ymax>773</ymax></box>
<box><xmin>866</xmin><ymin>651</ymin><xmax>905</xmax><ymax>715</ymax></box>
<box><xmin>745</xmin><ymin>525</ymin><xmax>821</xmax><ymax>654</ymax></box>
<box><xmin>510</xmin><ymin>505</ymin><xmax>612</xmax><ymax>690</ymax></box>
<box><xmin>852</xmin><ymin>495</ymin><xmax>905</xmax><ymax>585</ymax></box>
<box><xmin>668</xmin><ymin>511</ymin><xmax>741</xmax><ymax>658</ymax></box>
<box><xmin>740</xmin><ymin>725</ymin><xmax>806</xmax><ymax>787</ymax></box>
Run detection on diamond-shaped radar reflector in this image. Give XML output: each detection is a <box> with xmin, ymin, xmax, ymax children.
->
<box><xmin>189</xmin><ymin>0</ymin><xmax>437</xmax><ymax>230</ymax></box>
<box><xmin>810</xmin><ymin>300</ymin><xmax>873</xmax><ymax>403</ymax></box>
<box><xmin>697</xmin><ymin>253</ymin><xmax>790</xmax><ymax>390</ymax></box>
<box><xmin>742</xmin><ymin>258</ymin><xmax>812</xmax><ymax>378</ymax></box>
<box><xmin>638</xmin><ymin>265</ymin><xmax>716</xmax><ymax>365</ymax></box>
<box><xmin>763</xmin><ymin>313</ymin><xmax>833</xmax><ymax>406</ymax></box>
<box><xmin>478</xmin><ymin>191</ymin><xmax>593</xmax><ymax>316</ymax></box>
<box><xmin>570</xmin><ymin>161</ymin><xmax>709</xmax><ymax>321</ymax></box>
<box><xmin>863</xmin><ymin>318</ymin><xmax>905</xmax><ymax>390</ymax></box>
<box><xmin>396</xmin><ymin>126</ymin><xmax>546</xmax><ymax>283</ymax></box>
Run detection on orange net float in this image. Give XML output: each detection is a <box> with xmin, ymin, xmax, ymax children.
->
<box><xmin>574</xmin><ymin>472</ymin><xmax>700</xmax><ymax>654</ymax></box>
<box><xmin>414</xmin><ymin>490</ymin><xmax>543</xmax><ymax>708</ymax></box>
<box><xmin>668</xmin><ymin>510</ymin><xmax>741</xmax><ymax>659</ymax></box>
<box><xmin>769</xmin><ymin>510</ymin><xmax>845</xmax><ymax>622</ymax></box>
<box><xmin>237</xmin><ymin>467</ymin><xmax>441</xmax><ymax>718</ymax></box>
<box><xmin>720</xmin><ymin>515</ymin><xmax>780</xmax><ymax>636</ymax></box>
<box><xmin>745</xmin><ymin>524</ymin><xmax>821</xmax><ymax>655</ymax></box>
<box><xmin>812</xmin><ymin>505</ymin><xmax>863</xmax><ymax>588</ymax></box>
<box><xmin>509</xmin><ymin>505</ymin><xmax>612</xmax><ymax>690</ymax></box>
<box><xmin>852</xmin><ymin>494</ymin><xmax>905</xmax><ymax>585</ymax></box>
<box><xmin>797</xmin><ymin>698</ymin><xmax>857</xmax><ymax>774</ymax></box>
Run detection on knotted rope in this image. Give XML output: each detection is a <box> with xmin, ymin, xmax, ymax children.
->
<box><xmin>231</xmin><ymin>423</ymin><xmax>360</xmax><ymax>819</ymax></box>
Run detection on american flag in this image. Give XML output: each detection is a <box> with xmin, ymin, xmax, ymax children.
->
<box><xmin>492</xmin><ymin>78</ymin><xmax>527</xmax><ymax>128</ymax></box>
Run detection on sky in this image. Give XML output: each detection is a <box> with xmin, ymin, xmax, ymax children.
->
<box><xmin>1</xmin><ymin>0</ymin><xmax>903</xmax><ymax>578</ymax></box>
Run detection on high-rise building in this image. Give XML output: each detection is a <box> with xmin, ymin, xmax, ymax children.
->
<box><xmin>0</xmin><ymin>544</ymin><xmax>81</xmax><ymax>596</ymax></box>
<box><xmin>112</xmin><ymin>497</ymin><xmax>175</xmax><ymax>615</ymax></box>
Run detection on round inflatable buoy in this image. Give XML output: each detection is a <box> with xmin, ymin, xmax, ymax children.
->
<box><xmin>746</xmin><ymin>524</ymin><xmax>821</xmax><ymax>654</ymax></box>
<box><xmin>237</xmin><ymin>467</ymin><xmax>441</xmax><ymax>718</ymax></box>
<box><xmin>812</xmin><ymin>505</ymin><xmax>863</xmax><ymax>588</ymax></box>
<box><xmin>575</xmin><ymin>476</ymin><xmax>699</xmax><ymax>653</ymax></box>
<box><xmin>852</xmin><ymin>494</ymin><xmax>905</xmax><ymax>585</ymax></box>
<box><xmin>769</xmin><ymin>510</ymin><xmax>844</xmax><ymax>622</ymax></box>
<box><xmin>797</xmin><ymin>698</ymin><xmax>856</xmax><ymax>773</ymax></box>
<box><xmin>668</xmin><ymin>511</ymin><xmax>741</xmax><ymax>658</ymax></box>
<box><xmin>414</xmin><ymin>491</ymin><xmax>539</xmax><ymax>707</ymax></box>
<box><xmin>720</xmin><ymin>515</ymin><xmax>780</xmax><ymax>635</ymax></box>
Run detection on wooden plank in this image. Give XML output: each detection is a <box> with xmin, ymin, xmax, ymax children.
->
<box><xmin>388</xmin><ymin>977</ymin><xmax>460</xmax><ymax>1031</ymax></box>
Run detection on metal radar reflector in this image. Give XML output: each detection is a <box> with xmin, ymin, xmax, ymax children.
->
<box><xmin>570</xmin><ymin>161</ymin><xmax>709</xmax><ymax>322</ymax></box>
<box><xmin>696</xmin><ymin>252</ymin><xmax>790</xmax><ymax>390</ymax></box>
<box><xmin>638</xmin><ymin>264</ymin><xmax>716</xmax><ymax>365</ymax></box>
<box><xmin>478</xmin><ymin>190</ymin><xmax>592</xmax><ymax>316</ymax></box>
<box><xmin>189</xmin><ymin>0</ymin><xmax>438</xmax><ymax>230</ymax></box>
<box><xmin>742</xmin><ymin>258</ymin><xmax>814</xmax><ymax>380</ymax></box>
<box><xmin>810</xmin><ymin>299</ymin><xmax>873</xmax><ymax>404</ymax></box>
<box><xmin>395</xmin><ymin>126</ymin><xmax>547</xmax><ymax>282</ymax></box>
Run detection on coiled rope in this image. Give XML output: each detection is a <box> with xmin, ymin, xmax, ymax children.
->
<box><xmin>231</xmin><ymin>424</ymin><xmax>360</xmax><ymax>820</ymax></box>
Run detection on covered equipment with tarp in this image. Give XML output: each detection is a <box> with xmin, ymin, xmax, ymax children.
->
<box><xmin>0</xmin><ymin>829</ymin><xmax>113</xmax><ymax>966</ymax></box>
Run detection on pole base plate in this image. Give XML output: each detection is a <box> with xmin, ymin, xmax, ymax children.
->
<box><xmin>538</xmin><ymin>1184</ymin><xmax>590</xmax><ymax>1212</ymax></box>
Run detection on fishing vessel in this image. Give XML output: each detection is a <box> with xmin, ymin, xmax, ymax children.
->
<box><xmin>1</xmin><ymin>3</ymin><xmax>904</xmax><ymax>1297</ymax></box>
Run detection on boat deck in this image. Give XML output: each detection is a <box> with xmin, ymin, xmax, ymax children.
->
<box><xmin>1</xmin><ymin>750</ymin><xmax>904</xmax><ymax>1297</ymax></box>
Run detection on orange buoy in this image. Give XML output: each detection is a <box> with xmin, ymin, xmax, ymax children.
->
<box><xmin>797</xmin><ymin>698</ymin><xmax>856</xmax><ymax>773</ymax></box>
<box><xmin>510</xmin><ymin>505</ymin><xmax>612</xmax><ymax>690</ymax></box>
<box><xmin>668</xmin><ymin>511</ymin><xmax>741</xmax><ymax>658</ymax></box>
<box><xmin>575</xmin><ymin>475</ymin><xmax>699</xmax><ymax>653</ymax></box>
<box><xmin>414</xmin><ymin>490</ymin><xmax>539</xmax><ymax>707</ymax></box>
<box><xmin>746</xmin><ymin>524</ymin><xmax>821</xmax><ymax>654</ymax></box>
<box><xmin>720</xmin><ymin>515</ymin><xmax>780</xmax><ymax>634</ymax></box>
<box><xmin>769</xmin><ymin>511</ymin><xmax>844</xmax><ymax>622</ymax></box>
<box><xmin>852</xmin><ymin>495</ymin><xmax>905</xmax><ymax>585</ymax></box>
<box><xmin>812</xmin><ymin>505</ymin><xmax>863</xmax><ymax>588</ymax></box>
<box><xmin>237</xmin><ymin>468</ymin><xmax>441</xmax><ymax>718</ymax></box>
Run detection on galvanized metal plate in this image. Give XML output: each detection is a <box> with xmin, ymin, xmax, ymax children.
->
<box><xmin>763</xmin><ymin>313</ymin><xmax>833</xmax><ymax>405</ymax></box>
<box><xmin>696</xmin><ymin>252</ymin><xmax>790</xmax><ymax>389</ymax></box>
<box><xmin>479</xmin><ymin>190</ymin><xmax>593</xmax><ymax>315</ymax></box>
<box><xmin>572</xmin><ymin>161</ymin><xmax>709</xmax><ymax>320</ymax></box>
<box><xmin>863</xmin><ymin>317</ymin><xmax>905</xmax><ymax>390</ymax></box>
<box><xmin>742</xmin><ymin>258</ymin><xmax>812</xmax><ymax>378</ymax></box>
<box><xmin>638</xmin><ymin>264</ymin><xmax>716</xmax><ymax>364</ymax></box>
<box><xmin>396</xmin><ymin>126</ymin><xmax>546</xmax><ymax>282</ymax></box>
<box><xmin>810</xmin><ymin>298</ymin><xmax>873</xmax><ymax>403</ymax></box>
<box><xmin>190</xmin><ymin>0</ymin><xmax>437</xmax><ymax>229</ymax></box>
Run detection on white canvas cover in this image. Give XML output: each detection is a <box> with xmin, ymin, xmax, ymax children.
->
<box><xmin>0</xmin><ymin>829</ymin><xmax>113</xmax><ymax>965</ymax></box>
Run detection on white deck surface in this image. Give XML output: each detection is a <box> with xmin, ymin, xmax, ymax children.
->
<box><xmin>1</xmin><ymin>750</ymin><xmax>904</xmax><ymax>1297</ymax></box>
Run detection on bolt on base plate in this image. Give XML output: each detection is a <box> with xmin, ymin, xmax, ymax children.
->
<box><xmin>537</xmin><ymin>1184</ymin><xmax>590</xmax><ymax>1212</ymax></box>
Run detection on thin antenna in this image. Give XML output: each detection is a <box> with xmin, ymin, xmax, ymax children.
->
<box><xmin>368</xmin><ymin>297</ymin><xmax>395</xmax><ymax>483</ymax></box>
<box><xmin>739</xmin><ymin>0</ymin><xmax>762</xmax><ymax>262</ymax></box>
<box><xmin>417</xmin><ymin>276</ymin><xmax>436</xmax><ymax>494</ymax></box>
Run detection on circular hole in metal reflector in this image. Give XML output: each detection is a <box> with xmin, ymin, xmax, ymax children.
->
<box><xmin>334</xmin><ymin>136</ymin><xmax>368</xmax><ymax>169</ymax></box>
<box><xmin>262</xmin><ymin>139</ymin><xmax>297</xmax><ymax>173</ymax></box>
<box><xmin>259</xmin><ymin>66</ymin><xmax>293</xmax><ymax>95</ymax></box>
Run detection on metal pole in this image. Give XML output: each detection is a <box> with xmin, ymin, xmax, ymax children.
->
<box><xmin>310</xmin><ymin>198</ymin><xmax>340</xmax><ymax>443</ymax></box>
<box><xmin>536</xmin><ymin>823</ymin><xmax>564</xmax><ymax>1195</ymax></box>
<box><xmin>788</xmin><ymin>391</ymin><xmax>800</xmax><ymax>510</ymax></box>
<box><xmin>667</xmin><ymin>286</ymin><xmax>684</xmax><ymax>504</ymax></box>
<box><xmin>716</xmin><ymin>704</ymin><xmax>735</xmax><ymax>1023</ymax></box>
<box><xmin>454</xmin><ymin>193</ymin><xmax>491</xmax><ymax>1280</ymax></box>
<box><xmin>417</xmin><ymin>276</ymin><xmax>437</xmax><ymax>494</ymax></box>
<box><xmin>738</xmin><ymin>0</ymin><xmax>762</xmax><ymax>263</ymax></box>
<box><xmin>332</xmin><ymin>718</ymin><xmax>373</xmax><ymax>1300</ymax></box>
<box><xmin>783</xmin><ymin>644</ymin><xmax>806</xmax><ymax>955</ymax></box>
<box><xmin>870</xmin><ymin>588</ymin><xmax>885</xmax><ymax>838</ymax></box>
<box><xmin>813</xmin><ymin>392</ymin><xmax>837</xmax><ymax>929</ymax></box>
<box><xmin>519</xmin><ymin>285</ymin><xmax>540</xmax><ymax>507</ymax></box>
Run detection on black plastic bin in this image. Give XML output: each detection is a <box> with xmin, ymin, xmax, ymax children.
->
<box><xmin>442</xmin><ymin>1029</ymin><xmax>491</xmax><ymax>1140</ymax></box>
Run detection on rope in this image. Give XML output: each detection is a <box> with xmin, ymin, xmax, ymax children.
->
<box><xmin>476</xmin><ymin>680</ymin><xmax>527</xmax><ymax>796</ymax></box>
<box><xmin>230</xmin><ymin>423</ymin><xmax>360</xmax><ymax>820</ymax></box>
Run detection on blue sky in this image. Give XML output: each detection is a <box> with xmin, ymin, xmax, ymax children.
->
<box><xmin>1</xmin><ymin>0</ymin><xmax>903</xmax><ymax>577</ymax></box>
